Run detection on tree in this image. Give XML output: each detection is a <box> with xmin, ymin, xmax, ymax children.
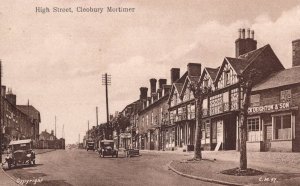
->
<box><xmin>111</xmin><ymin>114</ymin><xmax>130</xmax><ymax>148</ymax></box>
<box><xmin>238</xmin><ymin>69</ymin><xmax>261</xmax><ymax>170</ymax></box>
<box><xmin>190</xmin><ymin>82</ymin><xmax>210</xmax><ymax>160</ymax></box>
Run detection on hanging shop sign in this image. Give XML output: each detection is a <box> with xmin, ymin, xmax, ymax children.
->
<box><xmin>248</xmin><ymin>102</ymin><xmax>290</xmax><ymax>114</ymax></box>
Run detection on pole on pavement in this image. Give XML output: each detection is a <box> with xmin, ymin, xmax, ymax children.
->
<box><xmin>0</xmin><ymin>61</ymin><xmax>2</xmax><ymax>164</ymax></box>
<box><xmin>102</xmin><ymin>73</ymin><xmax>111</xmax><ymax>139</ymax></box>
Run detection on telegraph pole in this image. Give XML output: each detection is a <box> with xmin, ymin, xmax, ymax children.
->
<box><xmin>55</xmin><ymin>116</ymin><xmax>57</xmax><ymax>150</ymax></box>
<box><xmin>96</xmin><ymin>107</ymin><xmax>98</xmax><ymax>126</ymax></box>
<box><xmin>102</xmin><ymin>73</ymin><xmax>111</xmax><ymax>139</ymax></box>
<box><xmin>87</xmin><ymin>120</ymin><xmax>89</xmax><ymax>140</ymax></box>
<box><xmin>0</xmin><ymin>61</ymin><xmax>2</xmax><ymax>163</ymax></box>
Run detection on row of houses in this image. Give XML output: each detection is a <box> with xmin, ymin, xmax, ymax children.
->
<box><xmin>99</xmin><ymin>28</ymin><xmax>300</xmax><ymax>152</ymax></box>
<box><xmin>0</xmin><ymin>86</ymin><xmax>41</xmax><ymax>148</ymax></box>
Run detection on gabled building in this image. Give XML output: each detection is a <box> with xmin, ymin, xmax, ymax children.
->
<box><xmin>198</xmin><ymin>28</ymin><xmax>284</xmax><ymax>151</ymax></box>
<box><xmin>166</xmin><ymin>63</ymin><xmax>201</xmax><ymax>151</ymax></box>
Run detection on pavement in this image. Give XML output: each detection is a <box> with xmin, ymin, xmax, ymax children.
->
<box><xmin>0</xmin><ymin>149</ymin><xmax>56</xmax><ymax>186</ymax></box>
<box><xmin>151</xmin><ymin>150</ymin><xmax>300</xmax><ymax>186</ymax></box>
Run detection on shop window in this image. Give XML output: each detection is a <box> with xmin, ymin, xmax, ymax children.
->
<box><xmin>247</xmin><ymin>117</ymin><xmax>261</xmax><ymax>141</ymax></box>
<box><xmin>280</xmin><ymin>89</ymin><xmax>291</xmax><ymax>103</ymax></box>
<box><xmin>274</xmin><ymin>114</ymin><xmax>291</xmax><ymax>140</ymax></box>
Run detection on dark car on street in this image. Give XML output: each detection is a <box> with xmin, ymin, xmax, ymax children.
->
<box><xmin>5</xmin><ymin>139</ymin><xmax>36</xmax><ymax>169</ymax></box>
<box><xmin>86</xmin><ymin>141</ymin><xmax>95</xmax><ymax>151</ymax></box>
<box><xmin>98</xmin><ymin>140</ymin><xmax>118</xmax><ymax>158</ymax></box>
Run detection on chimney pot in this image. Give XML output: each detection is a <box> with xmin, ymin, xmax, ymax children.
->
<box><xmin>238</xmin><ymin>28</ymin><xmax>242</xmax><ymax>39</ymax></box>
<box><xmin>247</xmin><ymin>28</ymin><xmax>250</xmax><ymax>38</ymax></box>
<box><xmin>292</xmin><ymin>39</ymin><xmax>300</xmax><ymax>67</ymax></box>
<box><xmin>242</xmin><ymin>28</ymin><xmax>246</xmax><ymax>39</ymax></box>
<box><xmin>251</xmin><ymin>30</ymin><xmax>255</xmax><ymax>39</ymax></box>
<box><xmin>139</xmin><ymin>87</ymin><xmax>148</xmax><ymax>100</ymax></box>
<box><xmin>158</xmin><ymin>79</ymin><xmax>167</xmax><ymax>89</ymax></box>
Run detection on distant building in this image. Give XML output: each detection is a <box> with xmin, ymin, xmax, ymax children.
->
<box><xmin>38</xmin><ymin>129</ymin><xmax>65</xmax><ymax>149</ymax></box>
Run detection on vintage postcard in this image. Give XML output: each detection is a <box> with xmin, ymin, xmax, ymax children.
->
<box><xmin>1</xmin><ymin>0</ymin><xmax>300</xmax><ymax>185</ymax></box>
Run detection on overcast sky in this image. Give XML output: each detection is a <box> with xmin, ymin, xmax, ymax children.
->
<box><xmin>1</xmin><ymin>0</ymin><xmax>300</xmax><ymax>144</ymax></box>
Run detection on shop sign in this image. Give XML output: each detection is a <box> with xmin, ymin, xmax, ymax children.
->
<box><xmin>248</xmin><ymin>102</ymin><xmax>290</xmax><ymax>113</ymax></box>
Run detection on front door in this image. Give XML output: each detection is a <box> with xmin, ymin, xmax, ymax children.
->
<box><xmin>264</xmin><ymin>125</ymin><xmax>272</xmax><ymax>151</ymax></box>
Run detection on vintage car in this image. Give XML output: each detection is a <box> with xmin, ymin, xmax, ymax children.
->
<box><xmin>86</xmin><ymin>141</ymin><xmax>95</xmax><ymax>151</ymax></box>
<box><xmin>5</xmin><ymin>139</ymin><xmax>36</xmax><ymax>169</ymax></box>
<box><xmin>98</xmin><ymin>140</ymin><xmax>118</xmax><ymax>158</ymax></box>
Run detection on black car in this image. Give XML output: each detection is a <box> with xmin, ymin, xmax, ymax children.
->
<box><xmin>98</xmin><ymin>140</ymin><xmax>118</xmax><ymax>158</ymax></box>
<box><xmin>5</xmin><ymin>139</ymin><xmax>36</xmax><ymax>169</ymax></box>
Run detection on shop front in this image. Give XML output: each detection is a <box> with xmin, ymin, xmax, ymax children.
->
<box><xmin>247</xmin><ymin>101</ymin><xmax>298</xmax><ymax>152</ymax></box>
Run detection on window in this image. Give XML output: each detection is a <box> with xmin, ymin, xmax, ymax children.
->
<box><xmin>224</xmin><ymin>70</ymin><xmax>230</xmax><ymax>85</ymax></box>
<box><xmin>231</xmin><ymin>88</ymin><xmax>239</xmax><ymax>110</ymax></box>
<box><xmin>151</xmin><ymin>112</ymin><xmax>154</xmax><ymax>125</ymax></box>
<box><xmin>247</xmin><ymin>117</ymin><xmax>261</xmax><ymax>141</ymax></box>
<box><xmin>250</xmin><ymin>94</ymin><xmax>260</xmax><ymax>107</ymax></box>
<box><xmin>247</xmin><ymin>118</ymin><xmax>259</xmax><ymax>131</ymax></box>
<box><xmin>280</xmin><ymin>89</ymin><xmax>291</xmax><ymax>103</ymax></box>
<box><xmin>274</xmin><ymin>114</ymin><xmax>291</xmax><ymax>140</ymax></box>
<box><xmin>146</xmin><ymin>115</ymin><xmax>149</xmax><ymax>126</ymax></box>
<box><xmin>210</xmin><ymin>94</ymin><xmax>223</xmax><ymax>115</ymax></box>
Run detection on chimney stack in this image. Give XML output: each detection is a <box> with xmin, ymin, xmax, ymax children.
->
<box><xmin>150</xmin><ymin>78</ymin><xmax>157</xmax><ymax>94</ymax></box>
<box><xmin>139</xmin><ymin>87</ymin><xmax>148</xmax><ymax>100</ymax></box>
<box><xmin>170</xmin><ymin>68</ymin><xmax>180</xmax><ymax>84</ymax></box>
<box><xmin>158</xmin><ymin>79</ymin><xmax>167</xmax><ymax>89</ymax></box>
<box><xmin>235</xmin><ymin>28</ymin><xmax>257</xmax><ymax>57</ymax></box>
<box><xmin>292</xmin><ymin>39</ymin><xmax>300</xmax><ymax>67</ymax></box>
<box><xmin>187</xmin><ymin>63</ymin><xmax>201</xmax><ymax>77</ymax></box>
<box><xmin>6</xmin><ymin>91</ymin><xmax>16</xmax><ymax>106</ymax></box>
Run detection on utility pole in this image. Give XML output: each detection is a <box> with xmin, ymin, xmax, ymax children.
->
<box><xmin>102</xmin><ymin>73</ymin><xmax>111</xmax><ymax>139</ymax></box>
<box><xmin>0</xmin><ymin>61</ymin><xmax>2</xmax><ymax>164</ymax></box>
<box><xmin>96</xmin><ymin>107</ymin><xmax>98</xmax><ymax>126</ymax></box>
<box><xmin>88</xmin><ymin>120</ymin><xmax>89</xmax><ymax>140</ymax></box>
<box><xmin>55</xmin><ymin>116</ymin><xmax>57</xmax><ymax>150</ymax></box>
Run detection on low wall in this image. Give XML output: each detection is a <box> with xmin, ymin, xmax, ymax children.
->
<box><xmin>270</xmin><ymin>140</ymin><xmax>293</xmax><ymax>152</ymax></box>
<box><xmin>246</xmin><ymin>141</ymin><xmax>263</xmax><ymax>152</ymax></box>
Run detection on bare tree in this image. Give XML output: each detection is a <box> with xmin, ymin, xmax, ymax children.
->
<box><xmin>238</xmin><ymin>69</ymin><xmax>261</xmax><ymax>170</ymax></box>
<box><xmin>190</xmin><ymin>82</ymin><xmax>209</xmax><ymax>160</ymax></box>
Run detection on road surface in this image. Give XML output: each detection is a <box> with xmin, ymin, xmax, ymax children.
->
<box><xmin>5</xmin><ymin>149</ymin><xmax>220</xmax><ymax>186</ymax></box>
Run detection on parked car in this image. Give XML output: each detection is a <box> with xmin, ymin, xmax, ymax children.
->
<box><xmin>86</xmin><ymin>141</ymin><xmax>95</xmax><ymax>151</ymax></box>
<box><xmin>98</xmin><ymin>140</ymin><xmax>118</xmax><ymax>158</ymax></box>
<box><xmin>5</xmin><ymin>139</ymin><xmax>36</xmax><ymax>169</ymax></box>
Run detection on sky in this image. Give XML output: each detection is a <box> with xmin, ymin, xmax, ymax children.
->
<box><xmin>0</xmin><ymin>0</ymin><xmax>300</xmax><ymax>144</ymax></box>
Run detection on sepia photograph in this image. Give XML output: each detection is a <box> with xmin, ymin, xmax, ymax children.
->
<box><xmin>1</xmin><ymin>0</ymin><xmax>300</xmax><ymax>185</ymax></box>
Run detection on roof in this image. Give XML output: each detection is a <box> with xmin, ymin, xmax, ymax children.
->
<box><xmin>188</xmin><ymin>76</ymin><xmax>199</xmax><ymax>83</ymax></box>
<box><xmin>205</xmin><ymin>67</ymin><xmax>219</xmax><ymax>81</ymax></box>
<box><xmin>253</xmin><ymin>66</ymin><xmax>300</xmax><ymax>91</ymax></box>
<box><xmin>9</xmin><ymin>139</ymin><xmax>32</xmax><ymax>145</ymax></box>
<box><xmin>225</xmin><ymin>57</ymin><xmax>248</xmax><ymax>74</ymax></box>
<box><xmin>16</xmin><ymin>105</ymin><xmax>41</xmax><ymax>122</ymax></box>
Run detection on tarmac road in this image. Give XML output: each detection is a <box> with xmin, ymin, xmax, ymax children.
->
<box><xmin>5</xmin><ymin>149</ymin><xmax>220</xmax><ymax>186</ymax></box>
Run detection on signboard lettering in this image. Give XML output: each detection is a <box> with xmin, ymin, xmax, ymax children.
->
<box><xmin>248</xmin><ymin>102</ymin><xmax>290</xmax><ymax>113</ymax></box>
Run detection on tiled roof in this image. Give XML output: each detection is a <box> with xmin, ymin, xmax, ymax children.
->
<box><xmin>253</xmin><ymin>66</ymin><xmax>300</xmax><ymax>91</ymax></box>
<box><xmin>16</xmin><ymin>105</ymin><xmax>41</xmax><ymax>122</ymax></box>
<box><xmin>206</xmin><ymin>67</ymin><xmax>219</xmax><ymax>80</ymax></box>
<box><xmin>238</xmin><ymin>45</ymin><xmax>268</xmax><ymax>62</ymax></box>
<box><xmin>225</xmin><ymin>57</ymin><xmax>248</xmax><ymax>74</ymax></box>
<box><xmin>188</xmin><ymin>76</ymin><xmax>199</xmax><ymax>83</ymax></box>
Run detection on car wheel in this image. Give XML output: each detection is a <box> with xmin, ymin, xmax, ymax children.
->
<box><xmin>33</xmin><ymin>160</ymin><xmax>36</xmax><ymax>165</ymax></box>
<box><xmin>29</xmin><ymin>160</ymin><xmax>32</xmax><ymax>165</ymax></box>
<box><xmin>116</xmin><ymin>153</ymin><xmax>118</xmax><ymax>158</ymax></box>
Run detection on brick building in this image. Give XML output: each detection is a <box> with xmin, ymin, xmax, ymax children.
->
<box><xmin>1</xmin><ymin>87</ymin><xmax>41</xmax><ymax>147</ymax></box>
<box><xmin>246</xmin><ymin>39</ymin><xmax>300</xmax><ymax>152</ymax></box>
<box><xmin>137</xmin><ymin>78</ymin><xmax>170</xmax><ymax>150</ymax></box>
